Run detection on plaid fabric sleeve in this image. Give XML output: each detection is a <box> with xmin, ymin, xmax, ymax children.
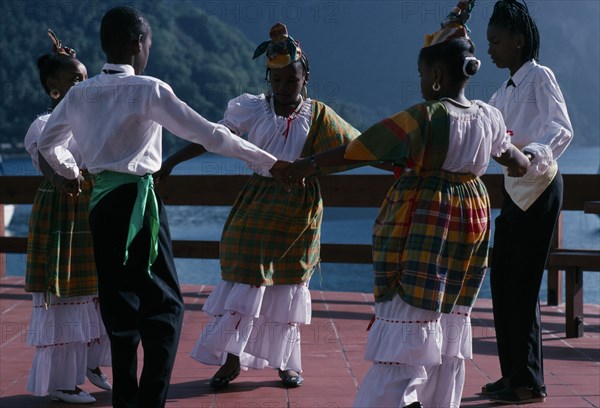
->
<box><xmin>344</xmin><ymin>102</ymin><xmax>449</xmax><ymax>171</ymax></box>
<box><xmin>301</xmin><ymin>101</ymin><xmax>361</xmax><ymax>175</ymax></box>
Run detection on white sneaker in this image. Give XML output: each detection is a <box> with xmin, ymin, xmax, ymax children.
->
<box><xmin>86</xmin><ymin>367</ymin><xmax>112</xmax><ymax>391</ymax></box>
<box><xmin>49</xmin><ymin>389</ymin><xmax>96</xmax><ymax>404</ymax></box>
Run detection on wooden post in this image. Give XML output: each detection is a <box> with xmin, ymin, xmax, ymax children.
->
<box><xmin>565</xmin><ymin>267</ymin><xmax>584</xmax><ymax>338</ymax></box>
<box><xmin>547</xmin><ymin>212</ymin><xmax>563</xmax><ymax>305</ymax></box>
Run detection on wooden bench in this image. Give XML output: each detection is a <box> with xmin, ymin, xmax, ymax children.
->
<box><xmin>547</xmin><ymin>249</ymin><xmax>600</xmax><ymax>338</ymax></box>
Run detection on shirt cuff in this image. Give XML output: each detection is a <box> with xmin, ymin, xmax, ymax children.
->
<box><xmin>522</xmin><ymin>143</ymin><xmax>554</xmax><ymax>176</ymax></box>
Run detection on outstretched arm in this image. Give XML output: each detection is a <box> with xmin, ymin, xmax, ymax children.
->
<box><xmin>285</xmin><ymin>145</ymin><xmax>371</xmax><ymax>182</ymax></box>
<box><xmin>154</xmin><ymin>143</ymin><xmax>207</xmax><ymax>183</ymax></box>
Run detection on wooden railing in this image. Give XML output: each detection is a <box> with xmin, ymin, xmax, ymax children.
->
<box><xmin>1</xmin><ymin>174</ymin><xmax>599</xmax><ymax>337</ymax></box>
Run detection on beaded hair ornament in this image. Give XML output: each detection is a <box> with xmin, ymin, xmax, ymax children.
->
<box><xmin>47</xmin><ymin>28</ymin><xmax>76</xmax><ymax>58</ymax></box>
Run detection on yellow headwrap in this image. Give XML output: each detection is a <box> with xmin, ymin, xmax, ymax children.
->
<box><xmin>253</xmin><ymin>22</ymin><xmax>302</xmax><ymax>69</ymax></box>
<box><xmin>423</xmin><ymin>0</ymin><xmax>475</xmax><ymax>48</ymax></box>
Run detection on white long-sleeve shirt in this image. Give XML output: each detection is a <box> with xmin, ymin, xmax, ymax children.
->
<box><xmin>489</xmin><ymin>60</ymin><xmax>573</xmax><ymax>175</ymax></box>
<box><xmin>38</xmin><ymin>63</ymin><xmax>277</xmax><ymax>179</ymax></box>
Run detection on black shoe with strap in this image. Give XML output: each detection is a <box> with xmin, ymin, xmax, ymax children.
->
<box><xmin>209</xmin><ymin>364</ymin><xmax>241</xmax><ymax>389</ymax></box>
<box><xmin>278</xmin><ymin>369</ymin><xmax>303</xmax><ymax>387</ymax></box>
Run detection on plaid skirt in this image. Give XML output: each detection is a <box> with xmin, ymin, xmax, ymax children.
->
<box><xmin>25</xmin><ymin>173</ymin><xmax>97</xmax><ymax>297</ymax></box>
<box><xmin>220</xmin><ymin>174</ymin><xmax>322</xmax><ymax>285</ymax></box>
<box><xmin>372</xmin><ymin>169</ymin><xmax>490</xmax><ymax>313</ymax></box>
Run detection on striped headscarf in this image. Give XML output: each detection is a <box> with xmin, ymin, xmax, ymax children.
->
<box><xmin>423</xmin><ymin>0</ymin><xmax>475</xmax><ymax>48</ymax></box>
<box><xmin>253</xmin><ymin>23</ymin><xmax>302</xmax><ymax>69</ymax></box>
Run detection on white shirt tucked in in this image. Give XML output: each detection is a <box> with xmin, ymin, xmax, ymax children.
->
<box><xmin>489</xmin><ymin>60</ymin><xmax>573</xmax><ymax>175</ymax></box>
<box><xmin>38</xmin><ymin>63</ymin><xmax>277</xmax><ymax>179</ymax></box>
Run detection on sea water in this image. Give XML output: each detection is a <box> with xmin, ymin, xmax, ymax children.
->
<box><xmin>3</xmin><ymin>145</ymin><xmax>599</xmax><ymax>304</ymax></box>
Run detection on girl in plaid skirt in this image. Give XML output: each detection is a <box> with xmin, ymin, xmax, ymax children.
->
<box><xmin>285</xmin><ymin>1</ymin><xmax>531</xmax><ymax>407</ymax></box>
<box><xmin>24</xmin><ymin>30</ymin><xmax>111</xmax><ymax>404</ymax></box>
<box><xmin>156</xmin><ymin>23</ymin><xmax>360</xmax><ymax>389</ymax></box>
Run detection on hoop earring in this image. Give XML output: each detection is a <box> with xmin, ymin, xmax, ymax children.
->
<box><xmin>301</xmin><ymin>82</ymin><xmax>308</xmax><ymax>99</ymax></box>
<box><xmin>50</xmin><ymin>88</ymin><xmax>61</xmax><ymax>100</ymax></box>
<box><xmin>432</xmin><ymin>82</ymin><xmax>441</xmax><ymax>92</ymax></box>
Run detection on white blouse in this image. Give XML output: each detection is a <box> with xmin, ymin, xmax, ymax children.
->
<box><xmin>489</xmin><ymin>60</ymin><xmax>573</xmax><ymax>176</ymax></box>
<box><xmin>24</xmin><ymin>113</ymin><xmax>81</xmax><ymax>173</ymax></box>
<box><xmin>220</xmin><ymin>93</ymin><xmax>312</xmax><ymax>176</ymax></box>
<box><xmin>440</xmin><ymin>100</ymin><xmax>511</xmax><ymax>177</ymax></box>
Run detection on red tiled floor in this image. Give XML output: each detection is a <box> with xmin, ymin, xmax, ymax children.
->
<box><xmin>1</xmin><ymin>276</ymin><xmax>598</xmax><ymax>407</ymax></box>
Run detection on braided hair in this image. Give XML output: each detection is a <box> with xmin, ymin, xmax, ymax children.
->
<box><xmin>489</xmin><ymin>0</ymin><xmax>540</xmax><ymax>61</ymax></box>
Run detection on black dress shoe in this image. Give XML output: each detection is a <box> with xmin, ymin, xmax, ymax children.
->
<box><xmin>278</xmin><ymin>369</ymin><xmax>303</xmax><ymax>387</ymax></box>
<box><xmin>209</xmin><ymin>364</ymin><xmax>241</xmax><ymax>389</ymax></box>
<box><xmin>489</xmin><ymin>385</ymin><xmax>547</xmax><ymax>405</ymax></box>
<box><xmin>403</xmin><ymin>402</ymin><xmax>423</xmax><ymax>408</ymax></box>
<box><xmin>481</xmin><ymin>377</ymin><xmax>509</xmax><ymax>395</ymax></box>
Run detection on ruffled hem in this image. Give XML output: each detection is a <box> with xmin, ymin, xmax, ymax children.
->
<box><xmin>27</xmin><ymin>293</ymin><xmax>107</xmax><ymax>346</ymax></box>
<box><xmin>202</xmin><ymin>280</ymin><xmax>311</xmax><ymax>324</ymax></box>
<box><xmin>190</xmin><ymin>280</ymin><xmax>310</xmax><ymax>372</ymax></box>
<box><xmin>27</xmin><ymin>342</ymin><xmax>87</xmax><ymax>396</ymax></box>
<box><xmin>363</xmin><ymin>294</ymin><xmax>472</xmax><ymax>366</ymax></box>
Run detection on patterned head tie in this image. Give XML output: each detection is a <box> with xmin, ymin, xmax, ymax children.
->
<box><xmin>423</xmin><ymin>0</ymin><xmax>475</xmax><ymax>48</ymax></box>
<box><xmin>252</xmin><ymin>22</ymin><xmax>302</xmax><ymax>69</ymax></box>
<box><xmin>47</xmin><ymin>28</ymin><xmax>76</xmax><ymax>58</ymax></box>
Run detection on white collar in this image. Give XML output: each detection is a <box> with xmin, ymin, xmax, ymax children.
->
<box><xmin>101</xmin><ymin>63</ymin><xmax>135</xmax><ymax>76</ymax></box>
<box><xmin>509</xmin><ymin>60</ymin><xmax>536</xmax><ymax>87</ymax></box>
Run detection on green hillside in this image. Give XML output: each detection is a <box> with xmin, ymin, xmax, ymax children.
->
<box><xmin>0</xmin><ymin>0</ymin><xmax>376</xmax><ymax>155</ymax></box>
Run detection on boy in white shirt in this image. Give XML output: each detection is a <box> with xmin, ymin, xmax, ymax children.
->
<box><xmin>38</xmin><ymin>6</ymin><xmax>287</xmax><ymax>408</ymax></box>
<box><xmin>483</xmin><ymin>0</ymin><xmax>573</xmax><ymax>404</ymax></box>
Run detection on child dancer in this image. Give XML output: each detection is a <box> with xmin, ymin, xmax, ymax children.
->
<box><xmin>37</xmin><ymin>7</ymin><xmax>286</xmax><ymax>408</ymax></box>
<box><xmin>25</xmin><ymin>30</ymin><xmax>111</xmax><ymax>404</ymax></box>
<box><xmin>483</xmin><ymin>0</ymin><xmax>573</xmax><ymax>404</ymax></box>
<box><xmin>157</xmin><ymin>23</ymin><xmax>360</xmax><ymax>389</ymax></box>
<box><xmin>285</xmin><ymin>1</ymin><xmax>531</xmax><ymax>406</ymax></box>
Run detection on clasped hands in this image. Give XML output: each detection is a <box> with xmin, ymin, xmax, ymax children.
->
<box><xmin>269</xmin><ymin>157</ymin><xmax>316</xmax><ymax>190</ymax></box>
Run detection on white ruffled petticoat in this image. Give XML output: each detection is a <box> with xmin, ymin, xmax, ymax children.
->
<box><xmin>353</xmin><ymin>294</ymin><xmax>472</xmax><ymax>408</ymax></box>
<box><xmin>26</xmin><ymin>293</ymin><xmax>111</xmax><ymax>396</ymax></box>
<box><xmin>190</xmin><ymin>280</ymin><xmax>311</xmax><ymax>373</ymax></box>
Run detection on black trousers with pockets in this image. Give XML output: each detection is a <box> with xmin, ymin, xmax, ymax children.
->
<box><xmin>89</xmin><ymin>183</ymin><xmax>183</xmax><ymax>408</ymax></box>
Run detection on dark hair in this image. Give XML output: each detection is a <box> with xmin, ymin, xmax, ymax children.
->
<box><xmin>489</xmin><ymin>0</ymin><xmax>540</xmax><ymax>61</ymax></box>
<box><xmin>100</xmin><ymin>6</ymin><xmax>151</xmax><ymax>54</ymax></box>
<box><xmin>36</xmin><ymin>53</ymin><xmax>76</xmax><ymax>94</ymax></box>
<box><xmin>419</xmin><ymin>37</ymin><xmax>479</xmax><ymax>83</ymax></box>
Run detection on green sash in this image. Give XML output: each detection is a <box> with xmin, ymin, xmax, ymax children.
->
<box><xmin>90</xmin><ymin>171</ymin><xmax>159</xmax><ymax>275</ymax></box>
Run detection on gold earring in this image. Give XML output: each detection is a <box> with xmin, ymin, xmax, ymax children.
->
<box><xmin>50</xmin><ymin>88</ymin><xmax>61</xmax><ymax>100</ymax></box>
<box><xmin>432</xmin><ymin>82</ymin><xmax>441</xmax><ymax>92</ymax></box>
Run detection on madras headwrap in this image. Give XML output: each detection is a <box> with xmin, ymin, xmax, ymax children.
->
<box><xmin>253</xmin><ymin>22</ymin><xmax>302</xmax><ymax>69</ymax></box>
<box><xmin>423</xmin><ymin>0</ymin><xmax>475</xmax><ymax>48</ymax></box>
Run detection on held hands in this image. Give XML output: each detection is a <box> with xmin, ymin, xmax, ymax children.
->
<box><xmin>153</xmin><ymin>161</ymin><xmax>174</xmax><ymax>185</ymax></box>
<box><xmin>506</xmin><ymin>149</ymin><xmax>531</xmax><ymax>177</ymax></box>
<box><xmin>52</xmin><ymin>173</ymin><xmax>83</xmax><ymax>197</ymax></box>
<box><xmin>269</xmin><ymin>160</ymin><xmax>293</xmax><ymax>190</ymax></box>
<box><xmin>283</xmin><ymin>157</ymin><xmax>315</xmax><ymax>186</ymax></box>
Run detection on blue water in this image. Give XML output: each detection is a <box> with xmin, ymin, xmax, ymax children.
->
<box><xmin>3</xmin><ymin>145</ymin><xmax>599</xmax><ymax>304</ymax></box>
